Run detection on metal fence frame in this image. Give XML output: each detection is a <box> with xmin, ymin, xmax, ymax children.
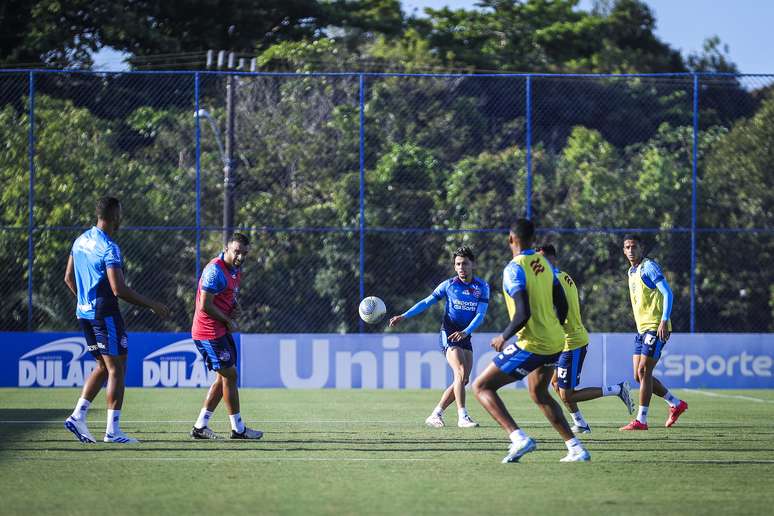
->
<box><xmin>3</xmin><ymin>69</ymin><xmax>773</xmax><ymax>332</ymax></box>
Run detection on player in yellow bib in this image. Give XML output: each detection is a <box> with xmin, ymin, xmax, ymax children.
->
<box><xmin>620</xmin><ymin>235</ymin><xmax>688</xmax><ymax>431</ymax></box>
<box><xmin>473</xmin><ymin>219</ymin><xmax>590</xmax><ymax>463</ymax></box>
<box><xmin>536</xmin><ymin>245</ymin><xmax>634</xmax><ymax>433</ymax></box>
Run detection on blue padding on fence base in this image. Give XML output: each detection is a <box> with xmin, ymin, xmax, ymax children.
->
<box><xmin>1</xmin><ymin>332</ymin><xmax>771</xmax><ymax>389</ymax></box>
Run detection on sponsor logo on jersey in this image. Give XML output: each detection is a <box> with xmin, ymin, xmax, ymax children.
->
<box><xmin>18</xmin><ymin>338</ymin><xmax>97</xmax><ymax>387</ymax></box>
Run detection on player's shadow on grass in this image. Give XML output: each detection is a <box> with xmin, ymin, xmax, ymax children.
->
<box><xmin>0</xmin><ymin>408</ymin><xmax>71</xmax><ymax>451</ymax></box>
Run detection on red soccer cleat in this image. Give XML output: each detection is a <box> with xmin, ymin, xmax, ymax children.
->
<box><xmin>619</xmin><ymin>420</ymin><xmax>648</xmax><ymax>431</ymax></box>
<box><xmin>665</xmin><ymin>400</ymin><xmax>688</xmax><ymax>428</ymax></box>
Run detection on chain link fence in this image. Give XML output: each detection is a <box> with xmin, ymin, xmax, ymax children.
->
<box><xmin>0</xmin><ymin>70</ymin><xmax>772</xmax><ymax>334</ymax></box>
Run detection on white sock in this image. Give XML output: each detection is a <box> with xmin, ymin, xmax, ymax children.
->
<box><xmin>571</xmin><ymin>411</ymin><xmax>588</xmax><ymax>428</ymax></box>
<box><xmin>106</xmin><ymin>409</ymin><xmax>121</xmax><ymax>435</ymax></box>
<box><xmin>229</xmin><ymin>413</ymin><xmax>245</xmax><ymax>433</ymax></box>
<box><xmin>663</xmin><ymin>390</ymin><xmax>681</xmax><ymax>408</ymax></box>
<box><xmin>457</xmin><ymin>407</ymin><xmax>469</xmax><ymax>419</ymax></box>
<box><xmin>509</xmin><ymin>429</ymin><xmax>528</xmax><ymax>444</ymax></box>
<box><xmin>564</xmin><ymin>437</ymin><xmax>582</xmax><ymax>452</ymax></box>
<box><xmin>636</xmin><ymin>405</ymin><xmax>649</xmax><ymax>424</ymax></box>
<box><xmin>71</xmin><ymin>397</ymin><xmax>91</xmax><ymax>421</ymax></box>
<box><xmin>603</xmin><ymin>384</ymin><xmax>622</xmax><ymax>397</ymax></box>
<box><xmin>433</xmin><ymin>405</ymin><xmax>444</xmax><ymax>416</ymax></box>
<box><xmin>195</xmin><ymin>409</ymin><xmax>213</xmax><ymax>429</ymax></box>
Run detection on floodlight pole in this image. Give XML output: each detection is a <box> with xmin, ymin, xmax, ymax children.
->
<box><xmin>224</xmin><ymin>71</ymin><xmax>236</xmax><ymax>245</ymax></box>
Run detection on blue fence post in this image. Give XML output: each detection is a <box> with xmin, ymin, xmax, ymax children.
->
<box><xmin>194</xmin><ymin>72</ymin><xmax>202</xmax><ymax>283</ymax></box>
<box><xmin>358</xmin><ymin>74</ymin><xmax>366</xmax><ymax>333</ymax></box>
<box><xmin>690</xmin><ymin>73</ymin><xmax>699</xmax><ymax>333</ymax></box>
<box><xmin>27</xmin><ymin>71</ymin><xmax>36</xmax><ymax>331</ymax></box>
<box><xmin>525</xmin><ymin>75</ymin><xmax>532</xmax><ymax>219</ymax></box>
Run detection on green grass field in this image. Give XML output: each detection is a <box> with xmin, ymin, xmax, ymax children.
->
<box><xmin>1</xmin><ymin>388</ymin><xmax>773</xmax><ymax>515</ymax></box>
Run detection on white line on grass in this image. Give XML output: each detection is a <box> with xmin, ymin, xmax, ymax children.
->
<box><xmin>1</xmin><ymin>456</ymin><xmax>437</xmax><ymax>462</ymax></box>
<box><xmin>683</xmin><ymin>389</ymin><xmax>774</xmax><ymax>404</ymax></box>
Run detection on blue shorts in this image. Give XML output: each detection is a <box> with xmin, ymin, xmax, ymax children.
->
<box><xmin>556</xmin><ymin>345</ymin><xmax>588</xmax><ymax>390</ymax></box>
<box><xmin>439</xmin><ymin>330</ymin><xmax>473</xmax><ymax>353</ymax></box>
<box><xmin>493</xmin><ymin>344</ymin><xmax>560</xmax><ymax>380</ymax></box>
<box><xmin>634</xmin><ymin>331</ymin><xmax>666</xmax><ymax>360</ymax></box>
<box><xmin>79</xmin><ymin>316</ymin><xmax>128</xmax><ymax>357</ymax></box>
<box><xmin>194</xmin><ymin>334</ymin><xmax>238</xmax><ymax>371</ymax></box>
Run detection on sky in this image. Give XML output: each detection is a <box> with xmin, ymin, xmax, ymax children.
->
<box><xmin>94</xmin><ymin>0</ymin><xmax>774</xmax><ymax>74</ymax></box>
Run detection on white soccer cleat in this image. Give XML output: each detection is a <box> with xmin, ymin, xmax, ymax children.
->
<box><xmin>457</xmin><ymin>415</ymin><xmax>479</xmax><ymax>428</ymax></box>
<box><xmin>618</xmin><ymin>381</ymin><xmax>635</xmax><ymax>415</ymax></box>
<box><xmin>425</xmin><ymin>414</ymin><xmax>445</xmax><ymax>428</ymax></box>
<box><xmin>560</xmin><ymin>447</ymin><xmax>591</xmax><ymax>462</ymax></box>
<box><xmin>64</xmin><ymin>416</ymin><xmax>96</xmax><ymax>443</ymax></box>
<box><xmin>571</xmin><ymin>424</ymin><xmax>592</xmax><ymax>434</ymax></box>
<box><xmin>230</xmin><ymin>427</ymin><xmax>263</xmax><ymax>440</ymax></box>
<box><xmin>103</xmin><ymin>432</ymin><xmax>140</xmax><ymax>443</ymax></box>
<box><xmin>502</xmin><ymin>437</ymin><xmax>537</xmax><ymax>463</ymax></box>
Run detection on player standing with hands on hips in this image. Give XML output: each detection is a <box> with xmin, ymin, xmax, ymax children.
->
<box><xmin>389</xmin><ymin>246</ymin><xmax>489</xmax><ymax>429</ymax></box>
<box><xmin>189</xmin><ymin>233</ymin><xmax>263</xmax><ymax>440</ymax></box>
<box><xmin>620</xmin><ymin>234</ymin><xmax>687</xmax><ymax>430</ymax></box>
<box><xmin>64</xmin><ymin>196</ymin><xmax>169</xmax><ymax>444</ymax></box>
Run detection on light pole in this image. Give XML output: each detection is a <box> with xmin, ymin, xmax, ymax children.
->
<box><xmin>196</xmin><ymin>108</ymin><xmax>235</xmax><ymax>245</ymax></box>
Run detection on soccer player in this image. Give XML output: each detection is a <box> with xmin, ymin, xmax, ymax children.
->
<box><xmin>473</xmin><ymin>219</ymin><xmax>590</xmax><ymax>462</ymax></box>
<box><xmin>64</xmin><ymin>196</ymin><xmax>169</xmax><ymax>444</ymax></box>
<box><xmin>389</xmin><ymin>246</ymin><xmax>489</xmax><ymax>429</ymax></box>
<box><xmin>620</xmin><ymin>234</ymin><xmax>688</xmax><ymax>430</ymax></box>
<box><xmin>189</xmin><ymin>233</ymin><xmax>263</xmax><ymax>440</ymax></box>
<box><xmin>536</xmin><ymin>244</ymin><xmax>634</xmax><ymax>433</ymax></box>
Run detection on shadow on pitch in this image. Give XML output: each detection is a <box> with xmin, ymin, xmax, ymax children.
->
<box><xmin>0</xmin><ymin>408</ymin><xmax>71</xmax><ymax>451</ymax></box>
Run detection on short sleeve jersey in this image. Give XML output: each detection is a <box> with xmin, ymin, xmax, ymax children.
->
<box><xmin>71</xmin><ymin>226</ymin><xmax>123</xmax><ymax>319</ymax></box>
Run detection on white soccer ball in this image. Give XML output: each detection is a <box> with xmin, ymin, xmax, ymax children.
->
<box><xmin>359</xmin><ymin>296</ymin><xmax>386</xmax><ymax>324</ymax></box>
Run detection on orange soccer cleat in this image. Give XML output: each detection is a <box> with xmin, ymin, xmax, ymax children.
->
<box><xmin>665</xmin><ymin>400</ymin><xmax>688</xmax><ymax>428</ymax></box>
<box><xmin>619</xmin><ymin>419</ymin><xmax>648</xmax><ymax>431</ymax></box>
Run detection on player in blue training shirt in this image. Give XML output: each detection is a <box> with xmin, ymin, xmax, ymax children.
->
<box><xmin>389</xmin><ymin>246</ymin><xmax>489</xmax><ymax>428</ymax></box>
<box><xmin>620</xmin><ymin>234</ymin><xmax>687</xmax><ymax>430</ymax></box>
<box><xmin>63</xmin><ymin>197</ymin><xmax>169</xmax><ymax>444</ymax></box>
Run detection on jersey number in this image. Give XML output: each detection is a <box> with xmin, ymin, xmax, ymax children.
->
<box><xmin>529</xmin><ymin>259</ymin><xmax>545</xmax><ymax>275</ymax></box>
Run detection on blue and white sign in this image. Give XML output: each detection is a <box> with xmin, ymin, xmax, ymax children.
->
<box><xmin>0</xmin><ymin>332</ymin><xmax>772</xmax><ymax>388</ymax></box>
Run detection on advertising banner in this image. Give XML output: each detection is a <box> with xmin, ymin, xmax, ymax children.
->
<box><xmin>0</xmin><ymin>332</ymin><xmax>771</xmax><ymax>388</ymax></box>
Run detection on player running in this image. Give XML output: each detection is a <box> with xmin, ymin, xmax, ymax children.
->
<box><xmin>389</xmin><ymin>246</ymin><xmax>489</xmax><ymax>429</ymax></box>
<box><xmin>620</xmin><ymin>234</ymin><xmax>688</xmax><ymax>430</ymax></box>
<box><xmin>189</xmin><ymin>233</ymin><xmax>263</xmax><ymax>440</ymax></box>
<box><xmin>473</xmin><ymin>219</ymin><xmax>590</xmax><ymax>462</ymax></box>
<box><xmin>64</xmin><ymin>196</ymin><xmax>169</xmax><ymax>444</ymax></box>
<box><xmin>536</xmin><ymin>244</ymin><xmax>634</xmax><ymax>433</ymax></box>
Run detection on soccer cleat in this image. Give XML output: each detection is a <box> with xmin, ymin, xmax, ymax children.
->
<box><xmin>571</xmin><ymin>424</ymin><xmax>591</xmax><ymax>434</ymax></box>
<box><xmin>560</xmin><ymin>447</ymin><xmax>591</xmax><ymax>462</ymax></box>
<box><xmin>64</xmin><ymin>416</ymin><xmax>96</xmax><ymax>443</ymax></box>
<box><xmin>619</xmin><ymin>420</ymin><xmax>648</xmax><ymax>431</ymax></box>
<box><xmin>190</xmin><ymin>426</ymin><xmax>221</xmax><ymax>439</ymax></box>
<box><xmin>618</xmin><ymin>381</ymin><xmax>635</xmax><ymax>415</ymax></box>
<box><xmin>425</xmin><ymin>414</ymin><xmax>445</xmax><ymax>428</ymax></box>
<box><xmin>457</xmin><ymin>415</ymin><xmax>479</xmax><ymax>428</ymax></box>
<box><xmin>502</xmin><ymin>437</ymin><xmax>537</xmax><ymax>463</ymax></box>
<box><xmin>230</xmin><ymin>427</ymin><xmax>263</xmax><ymax>440</ymax></box>
<box><xmin>665</xmin><ymin>400</ymin><xmax>688</xmax><ymax>428</ymax></box>
<box><xmin>103</xmin><ymin>432</ymin><xmax>140</xmax><ymax>443</ymax></box>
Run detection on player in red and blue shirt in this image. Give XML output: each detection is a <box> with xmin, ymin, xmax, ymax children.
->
<box><xmin>389</xmin><ymin>246</ymin><xmax>489</xmax><ymax>429</ymax></box>
<box><xmin>64</xmin><ymin>197</ymin><xmax>169</xmax><ymax>444</ymax></box>
<box><xmin>189</xmin><ymin>233</ymin><xmax>262</xmax><ymax>440</ymax></box>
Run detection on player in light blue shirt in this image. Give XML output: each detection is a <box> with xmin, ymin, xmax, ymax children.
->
<box><xmin>389</xmin><ymin>246</ymin><xmax>489</xmax><ymax>428</ymax></box>
<box><xmin>63</xmin><ymin>197</ymin><xmax>169</xmax><ymax>444</ymax></box>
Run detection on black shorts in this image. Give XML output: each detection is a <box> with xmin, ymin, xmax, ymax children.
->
<box><xmin>439</xmin><ymin>329</ymin><xmax>473</xmax><ymax>353</ymax></box>
<box><xmin>193</xmin><ymin>334</ymin><xmax>238</xmax><ymax>371</ymax></box>
<box><xmin>79</xmin><ymin>315</ymin><xmax>128</xmax><ymax>357</ymax></box>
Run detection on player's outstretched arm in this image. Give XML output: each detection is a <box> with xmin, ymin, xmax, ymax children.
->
<box><xmin>390</xmin><ymin>294</ymin><xmax>439</xmax><ymax>328</ymax></box>
<box><xmin>106</xmin><ymin>267</ymin><xmax>169</xmax><ymax>318</ymax></box>
<box><xmin>64</xmin><ymin>255</ymin><xmax>77</xmax><ymax>297</ymax></box>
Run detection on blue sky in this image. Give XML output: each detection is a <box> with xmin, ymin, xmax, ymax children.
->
<box><xmin>95</xmin><ymin>0</ymin><xmax>774</xmax><ymax>73</ymax></box>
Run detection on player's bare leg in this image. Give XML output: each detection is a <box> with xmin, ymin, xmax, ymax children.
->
<box><xmin>101</xmin><ymin>354</ymin><xmax>137</xmax><ymax>443</ymax></box>
<box><xmin>219</xmin><ymin>366</ymin><xmax>262</xmax><ymax>440</ymax></box>
<box><xmin>65</xmin><ymin>356</ymin><xmax>107</xmax><ymax>443</ymax></box>
<box><xmin>447</xmin><ymin>348</ymin><xmax>477</xmax><ymax>427</ymax></box>
<box><xmin>191</xmin><ymin>375</ymin><xmax>225</xmax><ymax>439</ymax></box>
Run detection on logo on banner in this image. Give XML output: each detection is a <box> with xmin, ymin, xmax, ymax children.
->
<box><xmin>142</xmin><ymin>339</ymin><xmax>216</xmax><ymax>387</ymax></box>
<box><xmin>18</xmin><ymin>337</ymin><xmax>97</xmax><ymax>387</ymax></box>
